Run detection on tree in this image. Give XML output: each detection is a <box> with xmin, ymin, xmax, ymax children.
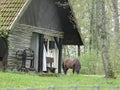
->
<box><xmin>96</xmin><ymin>0</ymin><xmax>115</xmax><ymax>78</ymax></box>
<box><xmin>89</xmin><ymin>0</ymin><xmax>99</xmax><ymax>54</ymax></box>
<box><xmin>112</xmin><ymin>0</ymin><xmax>119</xmax><ymax>37</ymax></box>
<box><xmin>111</xmin><ymin>0</ymin><xmax>120</xmax><ymax>57</ymax></box>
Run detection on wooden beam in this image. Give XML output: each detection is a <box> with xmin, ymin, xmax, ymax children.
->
<box><xmin>54</xmin><ymin>37</ymin><xmax>62</xmax><ymax>73</ymax></box>
<box><xmin>16</xmin><ymin>24</ymin><xmax>63</xmax><ymax>38</ymax></box>
<box><xmin>58</xmin><ymin>38</ymin><xmax>62</xmax><ymax>74</ymax></box>
<box><xmin>38</xmin><ymin>34</ymin><xmax>44</xmax><ymax>72</ymax></box>
<box><xmin>78</xmin><ymin>45</ymin><xmax>80</xmax><ymax>56</ymax></box>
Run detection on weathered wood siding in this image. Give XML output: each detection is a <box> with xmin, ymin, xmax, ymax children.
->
<box><xmin>19</xmin><ymin>0</ymin><xmax>62</xmax><ymax>31</ymax></box>
<box><xmin>8</xmin><ymin>24</ymin><xmax>32</xmax><ymax>69</ymax></box>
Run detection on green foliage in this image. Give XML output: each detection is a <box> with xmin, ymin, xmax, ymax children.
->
<box><xmin>69</xmin><ymin>0</ymin><xmax>119</xmax><ymax>79</ymax></box>
<box><xmin>109</xmin><ymin>49</ymin><xmax>120</xmax><ymax>76</ymax></box>
<box><xmin>107</xmin><ymin>64</ymin><xmax>116</xmax><ymax>79</ymax></box>
<box><xmin>0</xmin><ymin>30</ymin><xmax>9</xmax><ymax>37</ymax></box>
<box><xmin>62</xmin><ymin>45</ymin><xmax>78</xmax><ymax>59</ymax></box>
<box><xmin>80</xmin><ymin>50</ymin><xmax>103</xmax><ymax>75</ymax></box>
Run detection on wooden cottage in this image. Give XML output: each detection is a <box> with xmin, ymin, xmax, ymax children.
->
<box><xmin>0</xmin><ymin>0</ymin><xmax>83</xmax><ymax>73</ymax></box>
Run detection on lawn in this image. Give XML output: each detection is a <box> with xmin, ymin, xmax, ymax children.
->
<box><xmin>0</xmin><ymin>71</ymin><xmax>120</xmax><ymax>89</ymax></box>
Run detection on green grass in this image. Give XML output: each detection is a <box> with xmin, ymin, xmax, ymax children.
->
<box><xmin>0</xmin><ymin>71</ymin><xmax>120</xmax><ymax>89</ymax></box>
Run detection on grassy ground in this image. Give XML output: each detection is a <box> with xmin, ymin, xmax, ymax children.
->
<box><xmin>0</xmin><ymin>71</ymin><xmax>120</xmax><ymax>89</ymax></box>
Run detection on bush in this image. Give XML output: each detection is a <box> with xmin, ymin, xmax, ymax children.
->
<box><xmin>79</xmin><ymin>50</ymin><xmax>104</xmax><ymax>75</ymax></box>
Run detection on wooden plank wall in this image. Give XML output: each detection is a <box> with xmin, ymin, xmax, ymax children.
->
<box><xmin>8</xmin><ymin>24</ymin><xmax>32</xmax><ymax>69</ymax></box>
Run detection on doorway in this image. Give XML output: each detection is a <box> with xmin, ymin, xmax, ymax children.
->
<box><xmin>31</xmin><ymin>33</ymin><xmax>39</xmax><ymax>71</ymax></box>
<box><xmin>31</xmin><ymin>33</ymin><xmax>44</xmax><ymax>72</ymax></box>
<box><xmin>0</xmin><ymin>37</ymin><xmax>8</xmax><ymax>70</ymax></box>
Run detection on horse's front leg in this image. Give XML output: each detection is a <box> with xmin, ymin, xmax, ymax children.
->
<box><xmin>72</xmin><ymin>69</ymin><xmax>74</xmax><ymax>74</ymax></box>
<box><xmin>64</xmin><ymin>67</ymin><xmax>68</xmax><ymax>74</ymax></box>
<box><xmin>62</xmin><ymin>63</ymin><xmax>68</xmax><ymax>74</ymax></box>
<box><xmin>73</xmin><ymin>64</ymin><xmax>75</xmax><ymax>74</ymax></box>
<box><xmin>73</xmin><ymin>68</ymin><xmax>75</xmax><ymax>74</ymax></box>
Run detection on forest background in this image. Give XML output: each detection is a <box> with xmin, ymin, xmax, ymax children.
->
<box><xmin>63</xmin><ymin>0</ymin><xmax>120</xmax><ymax>78</ymax></box>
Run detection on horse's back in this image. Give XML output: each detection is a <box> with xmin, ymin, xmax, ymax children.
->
<box><xmin>64</xmin><ymin>58</ymin><xmax>74</xmax><ymax>68</ymax></box>
<box><xmin>63</xmin><ymin>58</ymin><xmax>80</xmax><ymax>68</ymax></box>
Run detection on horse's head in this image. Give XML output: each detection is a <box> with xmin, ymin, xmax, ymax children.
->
<box><xmin>74</xmin><ymin>59</ymin><xmax>81</xmax><ymax>74</ymax></box>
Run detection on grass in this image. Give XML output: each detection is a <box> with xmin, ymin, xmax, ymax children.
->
<box><xmin>0</xmin><ymin>71</ymin><xmax>120</xmax><ymax>89</ymax></box>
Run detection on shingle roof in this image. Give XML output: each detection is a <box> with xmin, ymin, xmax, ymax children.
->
<box><xmin>0</xmin><ymin>0</ymin><xmax>31</xmax><ymax>30</ymax></box>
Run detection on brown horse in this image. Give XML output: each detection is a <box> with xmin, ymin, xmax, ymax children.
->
<box><xmin>62</xmin><ymin>58</ymin><xmax>81</xmax><ymax>74</ymax></box>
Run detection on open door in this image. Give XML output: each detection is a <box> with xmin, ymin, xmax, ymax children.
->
<box><xmin>31</xmin><ymin>33</ymin><xmax>44</xmax><ymax>72</ymax></box>
<box><xmin>0</xmin><ymin>37</ymin><xmax>8</xmax><ymax>70</ymax></box>
<box><xmin>31</xmin><ymin>33</ymin><xmax>39</xmax><ymax>71</ymax></box>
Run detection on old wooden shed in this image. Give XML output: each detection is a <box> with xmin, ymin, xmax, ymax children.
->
<box><xmin>0</xmin><ymin>0</ymin><xmax>83</xmax><ymax>73</ymax></box>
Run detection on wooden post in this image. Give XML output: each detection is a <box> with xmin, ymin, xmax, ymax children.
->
<box><xmin>54</xmin><ymin>37</ymin><xmax>62</xmax><ymax>74</ymax></box>
<box><xmin>38</xmin><ymin>34</ymin><xmax>44</xmax><ymax>72</ymax></box>
<box><xmin>58</xmin><ymin>38</ymin><xmax>62</xmax><ymax>73</ymax></box>
<box><xmin>78</xmin><ymin>45</ymin><xmax>80</xmax><ymax>56</ymax></box>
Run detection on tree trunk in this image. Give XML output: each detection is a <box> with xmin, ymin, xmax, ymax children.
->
<box><xmin>89</xmin><ymin>0</ymin><xmax>94</xmax><ymax>52</ymax></box>
<box><xmin>112</xmin><ymin>0</ymin><xmax>120</xmax><ymax>56</ymax></box>
<box><xmin>96</xmin><ymin>0</ymin><xmax>115</xmax><ymax>78</ymax></box>
<box><xmin>90</xmin><ymin>0</ymin><xmax>99</xmax><ymax>54</ymax></box>
<box><xmin>112</xmin><ymin>0</ymin><xmax>119</xmax><ymax>33</ymax></box>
